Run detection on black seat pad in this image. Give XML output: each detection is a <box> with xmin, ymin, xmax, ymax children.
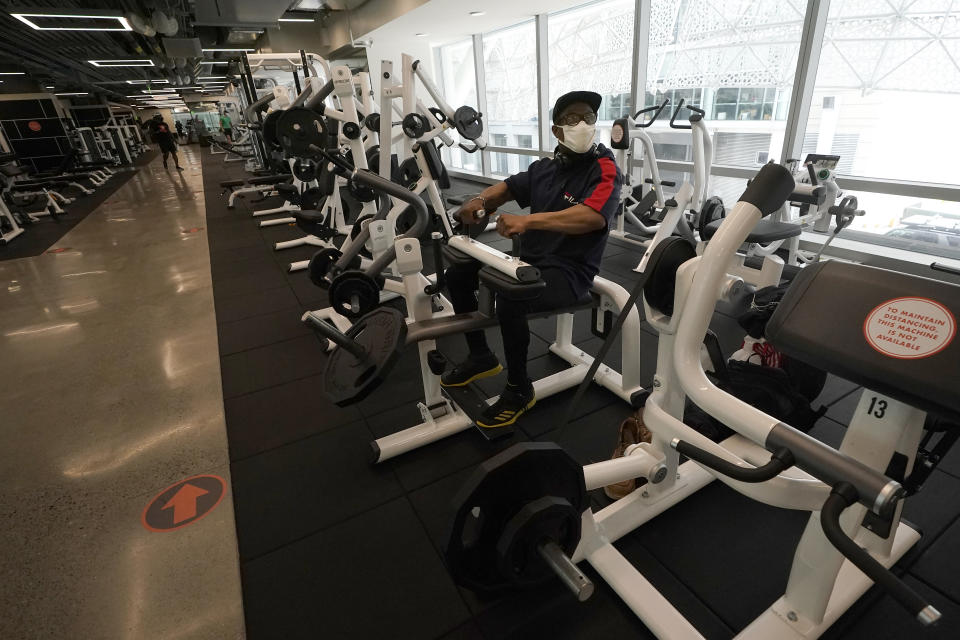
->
<box><xmin>767</xmin><ymin>260</ymin><xmax>960</xmax><ymax>417</ymax></box>
<box><xmin>644</xmin><ymin>236</ymin><xmax>697</xmax><ymax>316</ymax></box>
<box><xmin>702</xmin><ymin>218</ymin><xmax>802</xmax><ymax>243</ymax></box>
<box><xmin>220</xmin><ymin>179</ymin><xmax>245</xmax><ymax>188</ymax></box>
<box><xmin>246</xmin><ymin>174</ymin><xmax>289</xmax><ymax>185</ymax></box>
<box><xmin>478</xmin><ymin>266</ymin><xmax>545</xmax><ymax>301</ymax></box>
<box><xmin>446</xmin><ymin>195</ymin><xmax>467</xmax><ymax>206</ymax></box>
<box><xmin>292</xmin><ymin>209</ymin><xmax>326</xmax><ymax>224</ymax></box>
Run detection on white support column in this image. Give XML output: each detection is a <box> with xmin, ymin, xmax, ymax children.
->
<box><xmin>631</xmin><ymin>0</ymin><xmax>651</xmax><ymax>114</ymax></box>
<box><xmin>780</xmin><ymin>0</ymin><xmax>831</xmax><ymax>163</ymax></box>
<box><xmin>535</xmin><ymin>14</ymin><xmax>551</xmax><ymax>151</ymax></box>
<box><xmin>472</xmin><ymin>33</ymin><xmax>491</xmax><ymax>177</ymax></box>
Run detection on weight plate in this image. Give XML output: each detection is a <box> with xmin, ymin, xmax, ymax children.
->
<box><xmin>276</xmin><ymin>106</ymin><xmax>330</xmax><ymax>157</ymax></box>
<box><xmin>363</xmin><ymin>112</ymin><xmax>380</xmax><ymax>132</ymax></box>
<box><xmin>401</xmin><ymin>112</ymin><xmax>428</xmax><ymax>139</ymax></box>
<box><xmin>328</xmin><ymin>271</ymin><xmax>381</xmax><ymax>320</ymax></box>
<box><xmin>696</xmin><ymin>196</ymin><xmax>725</xmax><ymax>239</ymax></box>
<box><xmin>349</xmin><ymin>213</ymin><xmax>375</xmax><ymax>259</ymax></box>
<box><xmin>322</xmin><ymin>306</ymin><xmax>406</xmax><ymax>407</ymax></box>
<box><xmin>496</xmin><ymin>496</ymin><xmax>580</xmax><ymax>588</ymax></box>
<box><xmin>396</xmin><ymin>157</ymin><xmax>421</xmax><ymax>189</ymax></box>
<box><xmin>299</xmin><ymin>186</ymin><xmax>326</xmax><ymax>211</ymax></box>
<box><xmin>293</xmin><ymin>158</ymin><xmax>318</xmax><ymax>182</ymax></box>
<box><xmin>261</xmin><ymin>110</ymin><xmax>284</xmax><ymax>150</ymax></box>
<box><xmin>643</xmin><ymin>236</ymin><xmax>697</xmax><ymax>317</ymax></box>
<box><xmin>307</xmin><ymin>248</ymin><xmax>342</xmax><ymax>288</ymax></box>
<box><xmin>342</xmin><ymin>121</ymin><xmax>361</xmax><ymax>140</ymax></box>
<box><xmin>364</xmin><ymin>144</ymin><xmax>380</xmax><ymax>171</ymax></box>
<box><xmin>445</xmin><ymin>442</ymin><xmax>587</xmax><ymax>593</ymax></box>
<box><xmin>453</xmin><ymin>105</ymin><xmax>483</xmax><ymax>140</ymax></box>
<box><xmin>428</xmin><ymin>106</ymin><xmax>447</xmax><ymax>124</ymax></box>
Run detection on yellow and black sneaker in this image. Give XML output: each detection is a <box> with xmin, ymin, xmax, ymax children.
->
<box><xmin>476</xmin><ymin>383</ymin><xmax>536</xmax><ymax>430</ymax></box>
<box><xmin>440</xmin><ymin>352</ymin><xmax>503</xmax><ymax>388</ymax></box>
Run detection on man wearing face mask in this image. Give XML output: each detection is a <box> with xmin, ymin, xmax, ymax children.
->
<box><xmin>443</xmin><ymin>90</ymin><xmax>622</xmax><ymax>431</ymax></box>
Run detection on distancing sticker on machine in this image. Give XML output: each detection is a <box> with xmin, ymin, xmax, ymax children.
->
<box><xmin>863</xmin><ymin>297</ymin><xmax>956</xmax><ymax>359</ymax></box>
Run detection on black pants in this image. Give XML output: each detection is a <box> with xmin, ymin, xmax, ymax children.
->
<box><xmin>445</xmin><ymin>262</ymin><xmax>582</xmax><ymax>386</ymax></box>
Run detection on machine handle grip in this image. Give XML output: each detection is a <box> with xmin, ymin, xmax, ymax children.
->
<box><xmin>931</xmin><ymin>262</ymin><xmax>960</xmax><ymax>276</ymax></box>
<box><xmin>634</xmin><ymin>98</ymin><xmax>670</xmax><ymax>128</ymax></box>
<box><xmin>806</xmin><ymin>162</ymin><xmax>819</xmax><ymax>186</ymax></box>
<box><xmin>739</xmin><ymin>163</ymin><xmax>796</xmax><ymax>217</ymax></box>
<box><xmin>821</xmin><ymin>483</ymin><xmax>941</xmax><ymax>626</ymax></box>
<box><xmin>669</xmin><ymin>98</ymin><xmax>692</xmax><ymax>130</ymax></box>
<box><xmin>671</xmin><ymin>440</ymin><xmax>795</xmax><ymax>482</ymax></box>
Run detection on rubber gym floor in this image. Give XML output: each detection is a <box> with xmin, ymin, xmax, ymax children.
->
<box><xmin>0</xmin><ymin>150</ymin><xmax>157</xmax><ymax>262</ymax></box>
<box><xmin>200</xmin><ymin>147</ymin><xmax>960</xmax><ymax>639</ymax></box>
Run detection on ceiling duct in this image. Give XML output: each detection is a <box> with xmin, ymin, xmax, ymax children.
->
<box><xmin>127</xmin><ymin>12</ymin><xmax>156</xmax><ymax>37</ymax></box>
<box><xmin>162</xmin><ymin>38</ymin><xmax>203</xmax><ymax>58</ymax></box>
<box><xmin>193</xmin><ymin>0</ymin><xmax>294</xmax><ymax>27</ymax></box>
<box><xmin>227</xmin><ymin>30</ymin><xmax>264</xmax><ymax>43</ymax></box>
<box><xmin>151</xmin><ymin>10</ymin><xmax>178</xmax><ymax>37</ymax></box>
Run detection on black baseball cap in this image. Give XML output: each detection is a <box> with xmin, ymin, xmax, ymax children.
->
<box><xmin>552</xmin><ymin>90</ymin><xmax>602</xmax><ymax>124</ymax></box>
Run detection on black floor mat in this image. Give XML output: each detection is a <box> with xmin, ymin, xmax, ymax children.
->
<box><xmin>200</xmin><ymin>150</ymin><xmax>960</xmax><ymax>639</ymax></box>
<box><xmin>0</xmin><ymin>151</ymin><xmax>157</xmax><ymax>261</ymax></box>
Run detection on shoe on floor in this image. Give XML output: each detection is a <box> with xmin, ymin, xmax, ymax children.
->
<box><xmin>176</xmin><ymin>165</ymin><xmax>184</xmax><ymax>171</ymax></box>
<box><xmin>476</xmin><ymin>382</ymin><xmax>535</xmax><ymax>430</ymax></box>
<box><xmin>603</xmin><ymin>411</ymin><xmax>653</xmax><ymax>500</ymax></box>
<box><xmin>440</xmin><ymin>352</ymin><xmax>502</xmax><ymax>387</ymax></box>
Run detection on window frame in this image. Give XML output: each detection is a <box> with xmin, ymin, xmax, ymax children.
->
<box><xmin>431</xmin><ymin>0</ymin><xmax>960</xmax><ymax>265</ymax></box>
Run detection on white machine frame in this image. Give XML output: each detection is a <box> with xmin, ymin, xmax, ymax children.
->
<box><xmin>559</xmin><ymin>189</ymin><xmax>930</xmax><ymax>639</ymax></box>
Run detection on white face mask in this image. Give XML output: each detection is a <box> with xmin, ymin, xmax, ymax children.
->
<box><xmin>559</xmin><ymin>121</ymin><xmax>596</xmax><ymax>154</ymax></box>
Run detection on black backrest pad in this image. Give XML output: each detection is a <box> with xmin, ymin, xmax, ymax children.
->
<box><xmin>766</xmin><ymin>261</ymin><xmax>960</xmax><ymax>417</ymax></box>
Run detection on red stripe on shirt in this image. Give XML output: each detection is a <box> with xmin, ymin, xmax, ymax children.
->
<box><xmin>584</xmin><ymin>157</ymin><xmax>616</xmax><ymax>211</ymax></box>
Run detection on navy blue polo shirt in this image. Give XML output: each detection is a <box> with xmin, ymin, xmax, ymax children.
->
<box><xmin>504</xmin><ymin>144</ymin><xmax>622</xmax><ymax>295</ymax></box>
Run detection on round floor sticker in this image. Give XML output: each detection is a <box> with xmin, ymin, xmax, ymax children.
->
<box><xmin>863</xmin><ymin>297</ymin><xmax>956</xmax><ymax>359</ymax></box>
<box><xmin>142</xmin><ymin>474</ymin><xmax>226</xmax><ymax>532</ymax></box>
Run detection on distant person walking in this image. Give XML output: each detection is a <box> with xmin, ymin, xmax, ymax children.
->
<box><xmin>220</xmin><ymin>112</ymin><xmax>233</xmax><ymax>142</ymax></box>
<box><xmin>175</xmin><ymin>120</ymin><xmax>184</xmax><ymax>142</ymax></box>
<box><xmin>147</xmin><ymin>114</ymin><xmax>183</xmax><ymax>171</ymax></box>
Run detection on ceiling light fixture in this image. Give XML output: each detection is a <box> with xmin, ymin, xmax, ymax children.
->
<box><xmin>0</xmin><ymin>71</ymin><xmax>26</xmax><ymax>75</ymax></box>
<box><xmin>201</xmin><ymin>48</ymin><xmax>256</xmax><ymax>53</ymax></box>
<box><xmin>198</xmin><ymin>76</ymin><xmax>226</xmax><ymax>80</ymax></box>
<box><xmin>199</xmin><ymin>61</ymin><xmax>229</xmax><ymax>65</ymax></box>
<box><xmin>56</xmin><ymin>92</ymin><xmax>88</xmax><ymax>96</ymax></box>
<box><xmin>11</xmin><ymin>10</ymin><xmax>132</xmax><ymax>32</ymax></box>
<box><xmin>125</xmin><ymin>79</ymin><xmax>169</xmax><ymax>85</ymax></box>
<box><xmin>88</xmin><ymin>59</ymin><xmax>153</xmax><ymax>67</ymax></box>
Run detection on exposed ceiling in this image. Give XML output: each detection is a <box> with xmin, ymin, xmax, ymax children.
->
<box><xmin>0</xmin><ymin>0</ymin><xmax>334</xmax><ymax>107</ymax></box>
<box><xmin>364</xmin><ymin>0</ymin><xmax>588</xmax><ymax>50</ymax></box>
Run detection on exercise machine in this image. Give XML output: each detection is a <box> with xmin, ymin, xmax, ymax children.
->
<box><xmin>444</xmin><ymin>163</ymin><xmax>952</xmax><ymax>638</ymax></box>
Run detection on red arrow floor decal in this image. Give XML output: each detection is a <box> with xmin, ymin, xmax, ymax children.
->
<box><xmin>161</xmin><ymin>483</ymin><xmax>210</xmax><ymax>524</ymax></box>
<box><xmin>142</xmin><ymin>475</ymin><xmax>226</xmax><ymax>532</ymax></box>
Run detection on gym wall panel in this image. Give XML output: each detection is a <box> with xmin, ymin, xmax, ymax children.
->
<box><xmin>0</xmin><ymin>98</ymin><xmax>71</xmax><ymax>172</ymax></box>
<box><xmin>13</xmin><ymin>118</ymin><xmax>66</xmax><ymax>139</ymax></box>
<box><xmin>0</xmin><ymin>99</ymin><xmax>46</xmax><ymax>120</ymax></box>
<box><xmin>10</xmin><ymin>138</ymin><xmax>62</xmax><ymax>157</ymax></box>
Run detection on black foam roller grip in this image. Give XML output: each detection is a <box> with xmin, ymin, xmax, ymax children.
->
<box><xmin>738</xmin><ymin>163</ymin><xmax>797</xmax><ymax>217</ymax></box>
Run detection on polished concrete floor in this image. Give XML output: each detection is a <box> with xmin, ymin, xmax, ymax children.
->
<box><xmin>0</xmin><ymin>149</ymin><xmax>244</xmax><ymax>639</ymax></box>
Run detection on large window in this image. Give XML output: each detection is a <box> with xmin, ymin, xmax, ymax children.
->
<box><xmin>483</xmin><ymin>21</ymin><xmax>539</xmax><ymax>154</ymax></box>
<box><xmin>645</xmin><ymin>0</ymin><xmax>805</xmax><ymax>167</ymax></box>
<box><xmin>435</xmin><ymin>38</ymin><xmax>481</xmax><ymax>173</ymax></box>
<box><xmin>800</xmin><ymin>1</ymin><xmax>960</xmax><ymax>249</ymax></box>
<box><xmin>549</xmin><ymin>0</ymin><xmax>635</xmax><ymax>148</ymax></box>
<box><xmin>426</xmin><ymin>0</ymin><xmax>960</xmax><ymax>261</ymax></box>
